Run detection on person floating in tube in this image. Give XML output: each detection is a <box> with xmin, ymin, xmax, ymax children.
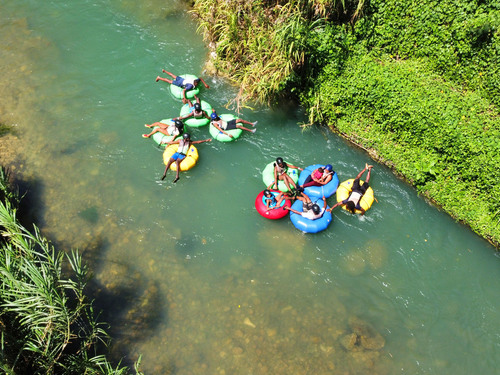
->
<box><xmin>284</xmin><ymin>192</ymin><xmax>327</xmax><ymax>220</ymax></box>
<box><xmin>161</xmin><ymin>133</ymin><xmax>211</xmax><ymax>183</ymax></box>
<box><xmin>271</xmin><ymin>157</ymin><xmax>303</xmax><ymax>192</ymax></box>
<box><xmin>328</xmin><ymin>164</ymin><xmax>373</xmax><ymax>215</ymax></box>
<box><xmin>142</xmin><ymin>119</ymin><xmax>184</xmax><ymax>139</ymax></box>
<box><xmin>174</xmin><ymin>95</ymin><xmax>211</xmax><ymax>122</ymax></box>
<box><xmin>300</xmin><ymin>164</ymin><xmax>334</xmax><ymax>188</ymax></box>
<box><xmin>156</xmin><ymin>70</ymin><xmax>210</xmax><ymax>101</ymax></box>
<box><xmin>210</xmin><ymin>109</ymin><xmax>257</xmax><ymax>138</ymax></box>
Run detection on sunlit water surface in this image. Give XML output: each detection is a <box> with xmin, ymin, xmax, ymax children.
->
<box><xmin>1</xmin><ymin>1</ymin><xmax>499</xmax><ymax>374</ymax></box>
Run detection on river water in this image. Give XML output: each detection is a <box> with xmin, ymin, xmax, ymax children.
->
<box><xmin>1</xmin><ymin>1</ymin><xmax>499</xmax><ymax>374</ymax></box>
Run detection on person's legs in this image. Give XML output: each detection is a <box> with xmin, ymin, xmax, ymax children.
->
<box><xmin>156</xmin><ymin>76</ymin><xmax>173</xmax><ymax>83</ymax></box>
<box><xmin>365</xmin><ymin>165</ymin><xmax>373</xmax><ymax>183</ymax></box>
<box><xmin>142</xmin><ymin>128</ymin><xmax>160</xmax><ymax>138</ymax></box>
<box><xmin>173</xmin><ymin>159</ymin><xmax>182</xmax><ymax>183</ymax></box>
<box><xmin>161</xmin><ymin>158</ymin><xmax>175</xmax><ymax>180</ymax></box>
<box><xmin>236</xmin><ymin>124</ymin><xmax>256</xmax><ymax>133</ymax></box>
<box><xmin>162</xmin><ymin>70</ymin><xmax>177</xmax><ymax>79</ymax></box>
<box><xmin>236</xmin><ymin>119</ymin><xmax>258</xmax><ymax>127</ymax></box>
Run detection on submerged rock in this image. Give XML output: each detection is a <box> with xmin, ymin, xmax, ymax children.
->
<box><xmin>348</xmin><ymin>316</ymin><xmax>386</xmax><ymax>350</ymax></box>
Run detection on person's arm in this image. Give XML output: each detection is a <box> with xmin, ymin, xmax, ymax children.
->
<box><xmin>327</xmin><ymin>201</ymin><xmax>344</xmax><ymax>213</ymax></box>
<box><xmin>191</xmin><ymin>138</ymin><xmax>212</xmax><ymax>144</ymax></box>
<box><xmin>161</xmin><ymin>139</ymin><xmax>181</xmax><ymax>146</ymax></box>
<box><xmin>288</xmin><ymin>164</ymin><xmax>303</xmax><ymax>171</ymax></box>
<box><xmin>212</xmin><ymin>122</ymin><xmax>233</xmax><ymax>138</ymax></box>
<box><xmin>175</xmin><ymin>112</ymin><xmax>193</xmax><ymax>121</ymax></box>
<box><xmin>203</xmin><ymin>110</ymin><xmax>210</xmax><ymax>120</ymax></box>
<box><xmin>322</xmin><ymin>197</ymin><xmax>327</xmax><ymax>210</ymax></box>
<box><xmin>199</xmin><ymin>77</ymin><xmax>210</xmax><ymax>89</ymax></box>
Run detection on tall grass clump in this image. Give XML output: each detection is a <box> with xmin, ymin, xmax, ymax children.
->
<box><xmin>0</xmin><ymin>167</ymin><xmax>143</xmax><ymax>374</ymax></box>
<box><xmin>191</xmin><ymin>0</ymin><xmax>364</xmax><ymax>107</ymax></box>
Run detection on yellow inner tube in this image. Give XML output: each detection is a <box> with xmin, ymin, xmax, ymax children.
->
<box><xmin>336</xmin><ymin>179</ymin><xmax>374</xmax><ymax>214</ymax></box>
<box><xmin>162</xmin><ymin>144</ymin><xmax>199</xmax><ymax>172</ymax></box>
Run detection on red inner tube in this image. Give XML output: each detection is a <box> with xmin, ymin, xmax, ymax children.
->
<box><xmin>255</xmin><ymin>190</ymin><xmax>292</xmax><ymax>220</ymax></box>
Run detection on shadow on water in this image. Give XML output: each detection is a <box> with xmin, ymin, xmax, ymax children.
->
<box><xmin>16</xmin><ymin>176</ymin><xmax>47</xmax><ymax>232</ymax></box>
<box><xmin>85</xmin><ymin>241</ymin><xmax>169</xmax><ymax>370</ymax></box>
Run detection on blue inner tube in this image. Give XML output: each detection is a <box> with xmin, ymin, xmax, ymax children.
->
<box><xmin>289</xmin><ymin>199</ymin><xmax>332</xmax><ymax>233</ymax></box>
<box><xmin>298</xmin><ymin>164</ymin><xmax>339</xmax><ymax>198</ymax></box>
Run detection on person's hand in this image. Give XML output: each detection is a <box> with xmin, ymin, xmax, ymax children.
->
<box><xmin>229</xmin><ymin>134</ymin><xmax>234</xmax><ymax>138</ymax></box>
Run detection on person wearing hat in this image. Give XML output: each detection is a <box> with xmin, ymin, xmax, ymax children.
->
<box><xmin>210</xmin><ymin>109</ymin><xmax>257</xmax><ymax>139</ymax></box>
<box><xmin>142</xmin><ymin>119</ymin><xmax>184</xmax><ymax>139</ymax></box>
<box><xmin>161</xmin><ymin>133</ymin><xmax>212</xmax><ymax>183</ymax></box>
<box><xmin>272</xmin><ymin>157</ymin><xmax>303</xmax><ymax>191</ymax></box>
<box><xmin>328</xmin><ymin>164</ymin><xmax>373</xmax><ymax>215</ymax></box>
<box><xmin>156</xmin><ymin>69</ymin><xmax>210</xmax><ymax>101</ymax></box>
<box><xmin>284</xmin><ymin>193</ymin><xmax>327</xmax><ymax>220</ymax></box>
<box><xmin>174</xmin><ymin>95</ymin><xmax>211</xmax><ymax>122</ymax></box>
<box><xmin>301</xmin><ymin>164</ymin><xmax>335</xmax><ymax>188</ymax></box>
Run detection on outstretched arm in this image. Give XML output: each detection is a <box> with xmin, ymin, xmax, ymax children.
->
<box><xmin>175</xmin><ymin>112</ymin><xmax>193</xmax><ymax>121</ymax></box>
<box><xmin>191</xmin><ymin>138</ymin><xmax>212</xmax><ymax>144</ymax></box>
<box><xmin>288</xmin><ymin>164</ymin><xmax>303</xmax><ymax>171</ymax></box>
<box><xmin>199</xmin><ymin>77</ymin><xmax>210</xmax><ymax>89</ymax></box>
<box><xmin>327</xmin><ymin>201</ymin><xmax>343</xmax><ymax>213</ymax></box>
<box><xmin>161</xmin><ymin>139</ymin><xmax>181</xmax><ymax>146</ymax></box>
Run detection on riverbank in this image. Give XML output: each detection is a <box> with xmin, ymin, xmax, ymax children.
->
<box><xmin>191</xmin><ymin>0</ymin><xmax>500</xmax><ymax>249</ymax></box>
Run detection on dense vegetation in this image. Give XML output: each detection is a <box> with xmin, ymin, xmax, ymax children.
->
<box><xmin>0</xmin><ymin>167</ymin><xmax>142</xmax><ymax>374</ymax></box>
<box><xmin>191</xmin><ymin>0</ymin><xmax>500</xmax><ymax>247</ymax></box>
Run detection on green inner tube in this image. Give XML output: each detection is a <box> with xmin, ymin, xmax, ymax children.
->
<box><xmin>169</xmin><ymin>73</ymin><xmax>200</xmax><ymax>99</ymax></box>
<box><xmin>179</xmin><ymin>100</ymin><xmax>212</xmax><ymax>127</ymax></box>
<box><xmin>209</xmin><ymin>114</ymin><xmax>243</xmax><ymax>142</ymax></box>
<box><xmin>150</xmin><ymin>119</ymin><xmax>180</xmax><ymax>147</ymax></box>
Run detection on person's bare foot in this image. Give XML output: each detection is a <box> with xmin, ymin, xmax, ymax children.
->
<box><xmin>142</xmin><ymin>134</ymin><xmax>150</xmax><ymax>138</ymax></box>
<box><xmin>156</xmin><ymin>76</ymin><xmax>160</xmax><ymax>82</ymax></box>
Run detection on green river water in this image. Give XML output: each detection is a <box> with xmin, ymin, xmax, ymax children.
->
<box><xmin>1</xmin><ymin>1</ymin><xmax>499</xmax><ymax>374</ymax></box>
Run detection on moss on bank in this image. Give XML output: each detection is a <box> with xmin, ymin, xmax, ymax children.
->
<box><xmin>191</xmin><ymin>0</ymin><xmax>500</xmax><ymax>248</ymax></box>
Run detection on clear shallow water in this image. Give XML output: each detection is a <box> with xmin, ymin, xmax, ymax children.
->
<box><xmin>1</xmin><ymin>1</ymin><xmax>499</xmax><ymax>374</ymax></box>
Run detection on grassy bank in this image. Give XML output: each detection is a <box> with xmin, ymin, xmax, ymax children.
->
<box><xmin>0</xmin><ymin>167</ymin><xmax>143</xmax><ymax>374</ymax></box>
<box><xmin>191</xmin><ymin>0</ymin><xmax>500</xmax><ymax>248</ymax></box>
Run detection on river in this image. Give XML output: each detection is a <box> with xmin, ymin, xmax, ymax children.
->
<box><xmin>1</xmin><ymin>1</ymin><xmax>499</xmax><ymax>374</ymax></box>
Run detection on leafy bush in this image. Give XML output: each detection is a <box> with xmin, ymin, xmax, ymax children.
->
<box><xmin>301</xmin><ymin>52</ymin><xmax>500</xmax><ymax>244</ymax></box>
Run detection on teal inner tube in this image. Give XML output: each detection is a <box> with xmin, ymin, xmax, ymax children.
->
<box><xmin>209</xmin><ymin>114</ymin><xmax>243</xmax><ymax>142</ymax></box>
<box><xmin>262</xmin><ymin>161</ymin><xmax>300</xmax><ymax>192</ymax></box>
<box><xmin>179</xmin><ymin>100</ymin><xmax>212</xmax><ymax>127</ymax></box>
<box><xmin>169</xmin><ymin>74</ymin><xmax>200</xmax><ymax>99</ymax></box>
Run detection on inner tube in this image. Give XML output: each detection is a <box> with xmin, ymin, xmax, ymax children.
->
<box><xmin>336</xmin><ymin>179</ymin><xmax>374</xmax><ymax>214</ymax></box>
<box><xmin>169</xmin><ymin>74</ymin><xmax>200</xmax><ymax>99</ymax></box>
<box><xmin>209</xmin><ymin>114</ymin><xmax>243</xmax><ymax>142</ymax></box>
<box><xmin>262</xmin><ymin>161</ymin><xmax>299</xmax><ymax>192</ymax></box>
<box><xmin>162</xmin><ymin>144</ymin><xmax>199</xmax><ymax>172</ymax></box>
<box><xmin>298</xmin><ymin>164</ymin><xmax>339</xmax><ymax>198</ymax></box>
<box><xmin>255</xmin><ymin>190</ymin><xmax>292</xmax><ymax>220</ymax></box>
<box><xmin>179</xmin><ymin>100</ymin><xmax>212</xmax><ymax>127</ymax></box>
<box><xmin>149</xmin><ymin>118</ymin><xmax>180</xmax><ymax>147</ymax></box>
<box><xmin>289</xmin><ymin>199</ymin><xmax>332</xmax><ymax>233</ymax></box>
